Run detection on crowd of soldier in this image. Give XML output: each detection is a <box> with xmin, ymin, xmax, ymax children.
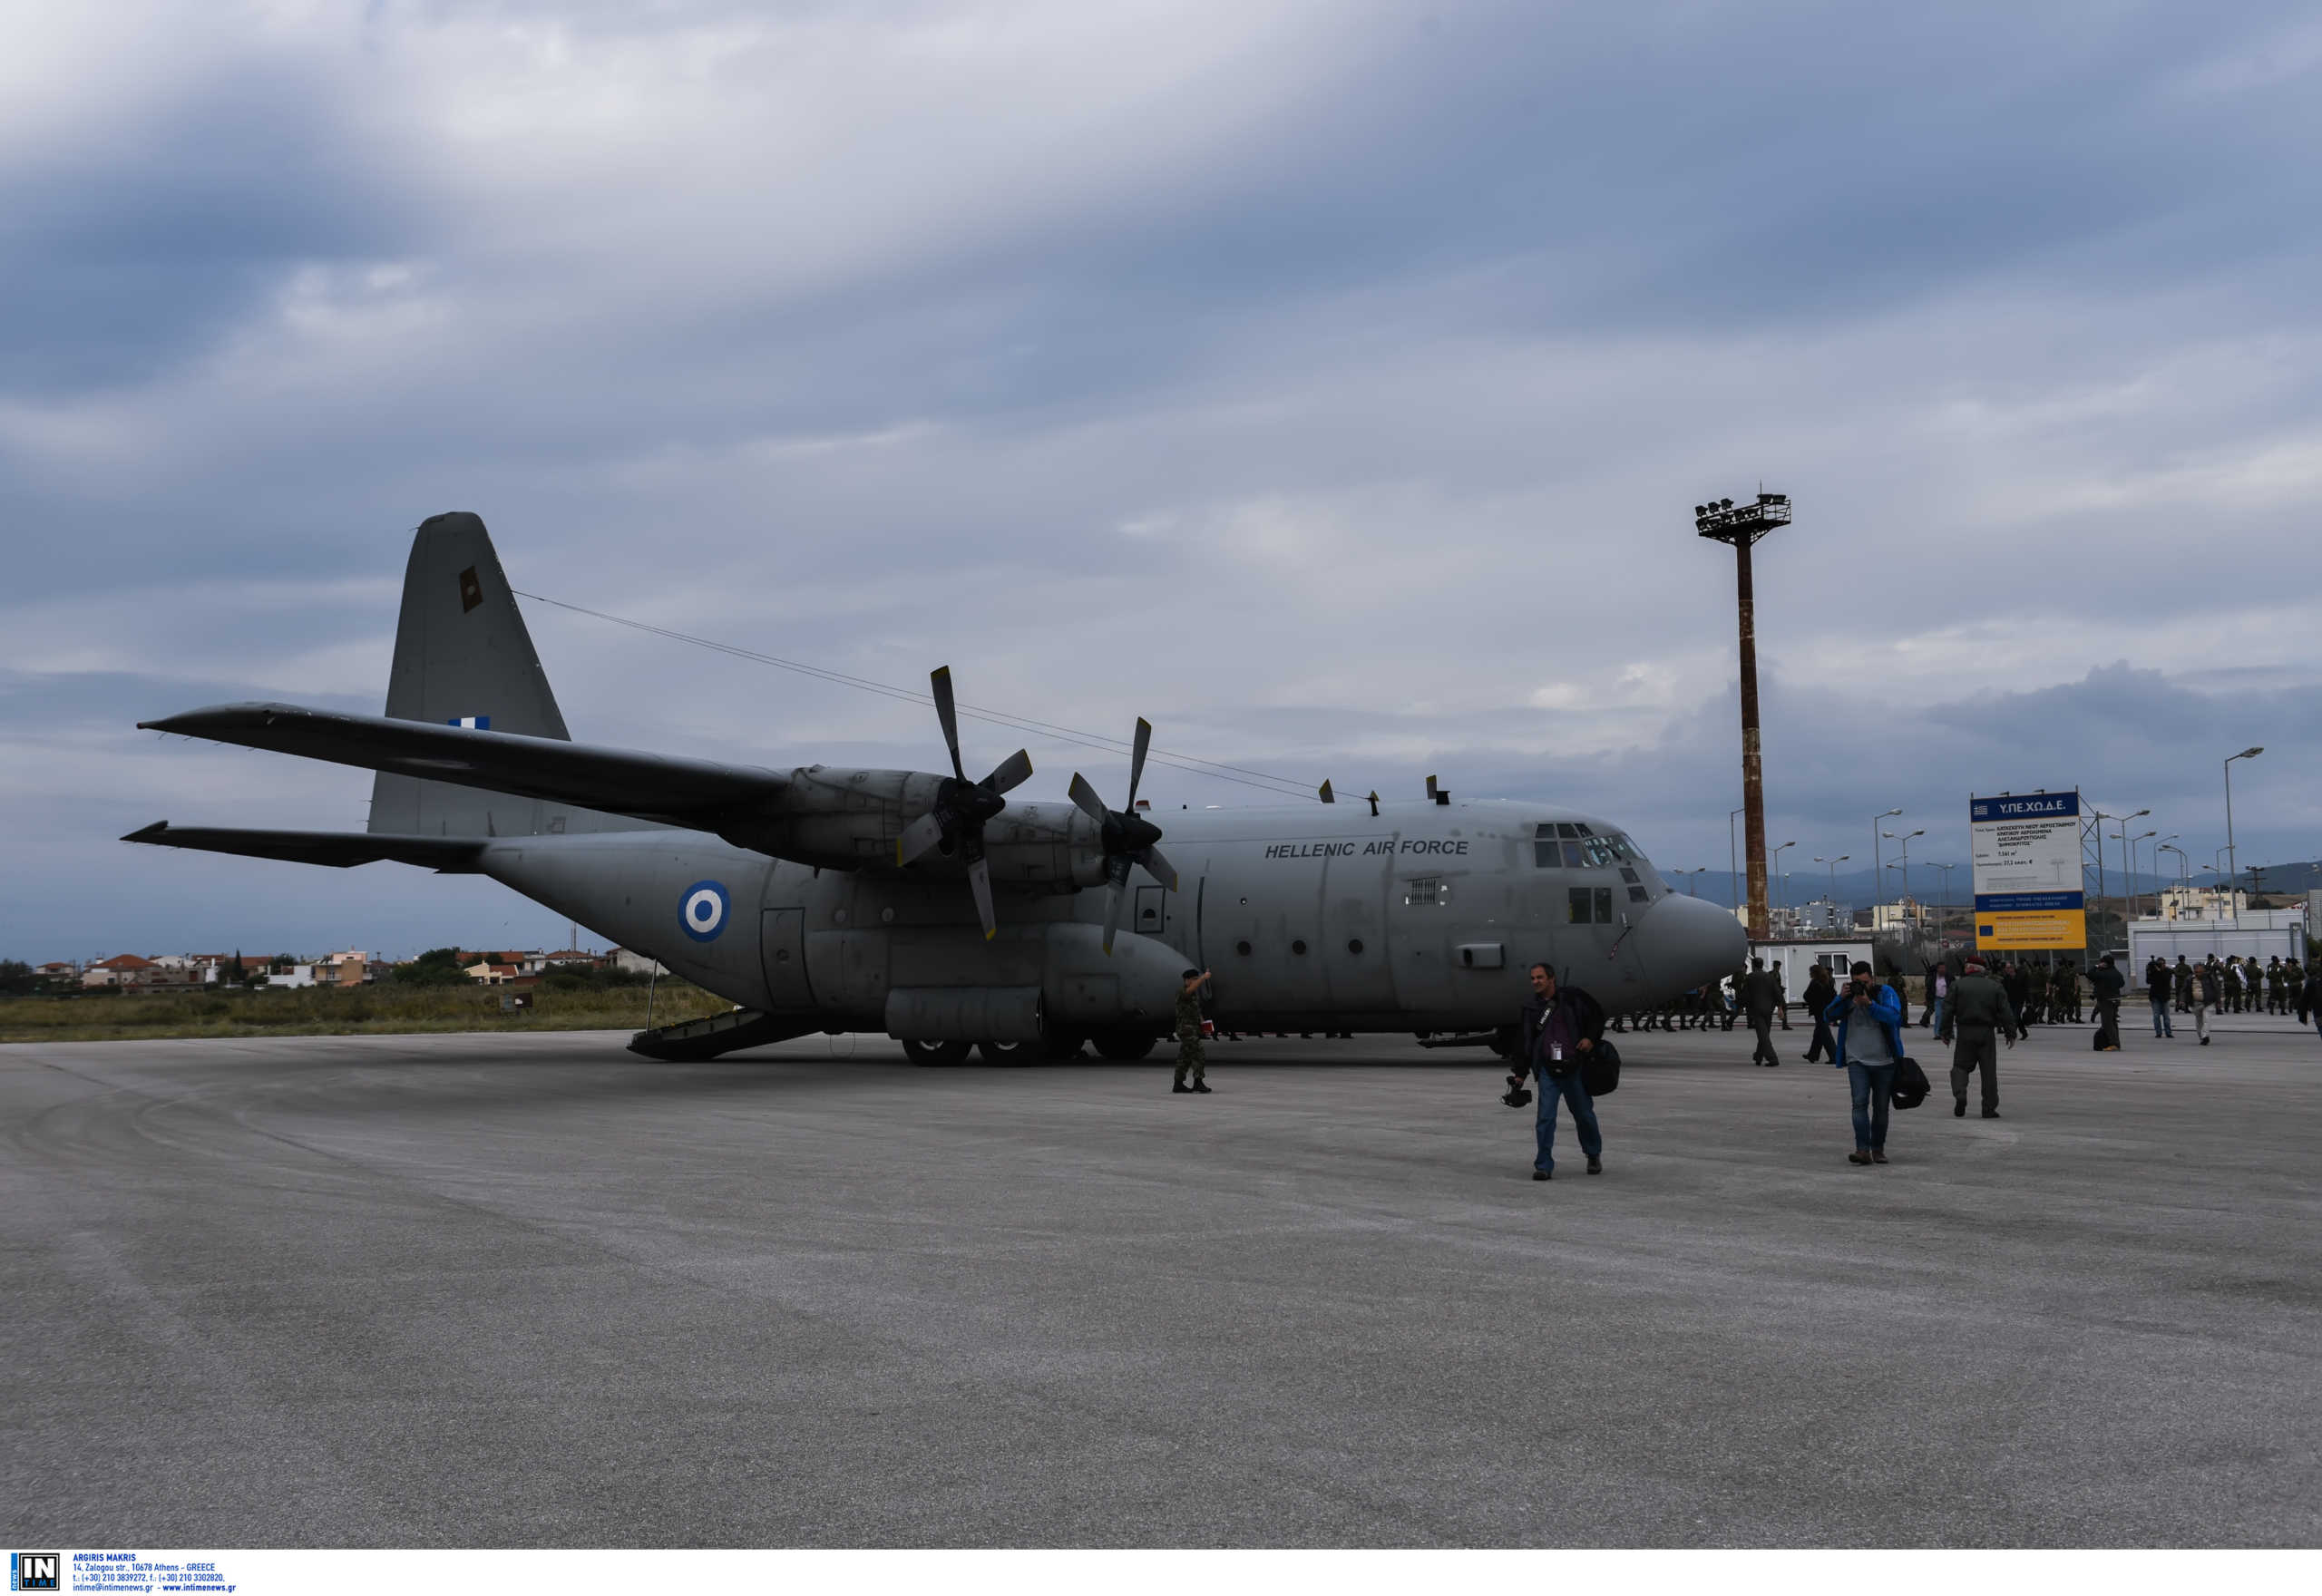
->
<box><xmin>1605</xmin><ymin>950</ymin><xmax>2314</xmax><ymax>1038</ymax></box>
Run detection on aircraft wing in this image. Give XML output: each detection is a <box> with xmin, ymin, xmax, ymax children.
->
<box><xmin>139</xmin><ymin>703</ymin><xmax>790</xmax><ymax>826</ymax></box>
<box><xmin>122</xmin><ymin>822</ymin><xmax>490</xmax><ymax>872</ymax></box>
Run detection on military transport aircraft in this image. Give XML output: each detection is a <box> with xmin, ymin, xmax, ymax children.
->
<box><xmin>128</xmin><ymin>513</ymin><xmax>1742</xmax><ymax>1062</ymax></box>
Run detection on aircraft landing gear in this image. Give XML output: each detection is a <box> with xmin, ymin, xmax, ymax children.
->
<box><xmin>902</xmin><ymin>1038</ymin><xmax>973</xmax><ymax>1067</ymax></box>
<box><xmin>1092</xmin><ymin>1028</ymin><xmax>1158</xmax><ymax>1061</ymax></box>
<box><xmin>978</xmin><ymin>1039</ymin><xmax>1033</xmax><ymax>1066</ymax></box>
<box><xmin>1042</xmin><ymin>1027</ymin><xmax>1089</xmax><ymax>1061</ymax></box>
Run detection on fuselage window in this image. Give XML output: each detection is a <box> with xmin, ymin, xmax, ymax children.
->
<box><xmin>1581</xmin><ymin>836</ymin><xmax>1618</xmax><ymax>868</ymax></box>
<box><xmin>1628</xmin><ymin>885</ymin><xmax>1650</xmax><ymax>902</ymax></box>
<box><xmin>1619</xmin><ymin>867</ymin><xmax>1640</xmax><ymax>884</ymax></box>
<box><xmin>1595</xmin><ymin>886</ymin><xmax>1614</xmax><ymax>923</ymax></box>
<box><xmin>1561</xmin><ymin>841</ymin><xmax>1585</xmax><ymax>867</ymax></box>
<box><xmin>1567</xmin><ymin>887</ymin><xmax>1592</xmax><ymax>924</ymax></box>
<box><xmin>1556</xmin><ymin>822</ymin><xmax>1581</xmax><ymax>839</ymax></box>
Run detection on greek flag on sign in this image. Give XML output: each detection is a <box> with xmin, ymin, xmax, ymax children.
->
<box><xmin>446</xmin><ymin>716</ymin><xmax>491</xmax><ymax>729</ymax></box>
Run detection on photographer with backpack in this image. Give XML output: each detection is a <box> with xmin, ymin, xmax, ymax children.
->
<box><xmin>1517</xmin><ymin>962</ymin><xmax>1606</xmax><ymax>1182</ymax></box>
<box><xmin>1823</xmin><ymin>960</ymin><xmax>1907</xmax><ymax>1165</ymax></box>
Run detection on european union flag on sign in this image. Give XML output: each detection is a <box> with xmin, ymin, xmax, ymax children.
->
<box><xmin>446</xmin><ymin>716</ymin><xmax>491</xmax><ymax>730</ymax></box>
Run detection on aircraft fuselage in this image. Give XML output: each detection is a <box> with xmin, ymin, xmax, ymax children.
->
<box><xmin>485</xmin><ymin>798</ymin><xmax>1744</xmax><ymax>1036</ymax></box>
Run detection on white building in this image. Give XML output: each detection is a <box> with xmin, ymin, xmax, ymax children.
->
<box><xmin>2156</xmin><ymin>885</ymin><xmax>2249</xmax><ymax>922</ymax></box>
<box><xmin>1870</xmin><ymin>897</ymin><xmax>1928</xmax><ymax>932</ymax></box>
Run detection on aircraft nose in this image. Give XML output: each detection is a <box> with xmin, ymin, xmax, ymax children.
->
<box><xmin>1634</xmin><ymin>891</ymin><xmax>1747</xmax><ymax>996</ymax></box>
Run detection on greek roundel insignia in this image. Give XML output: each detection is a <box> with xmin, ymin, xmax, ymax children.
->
<box><xmin>679</xmin><ymin>881</ymin><xmax>729</xmax><ymax>942</ymax></box>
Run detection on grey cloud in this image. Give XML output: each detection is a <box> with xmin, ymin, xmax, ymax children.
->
<box><xmin>3</xmin><ymin>3</ymin><xmax>2318</xmax><ymax>956</ymax></box>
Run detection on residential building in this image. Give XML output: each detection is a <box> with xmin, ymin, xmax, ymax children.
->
<box><xmin>1869</xmin><ymin>897</ymin><xmax>1928</xmax><ymax>932</ymax></box>
<box><xmin>609</xmin><ymin>948</ymin><xmax>668</xmax><ymax>978</ymax></box>
<box><xmin>317</xmin><ymin>949</ymin><xmax>370</xmax><ymax>988</ymax></box>
<box><xmin>83</xmin><ymin>954</ymin><xmax>155</xmax><ymax>988</ymax></box>
<box><xmin>1770</xmin><ymin>900</ymin><xmax>1852</xmax><ymax>938</ymax></box>
<box><xmin>2156</xmin><ymin>885</ymin><xmax>2249</xmax><ymax>922</ymax></box>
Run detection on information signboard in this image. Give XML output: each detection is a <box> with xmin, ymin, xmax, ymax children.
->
<box><xmin>1970</xmin><ymin>791</ymin><xmax>2085</xmax><ymax>950</ymax></box>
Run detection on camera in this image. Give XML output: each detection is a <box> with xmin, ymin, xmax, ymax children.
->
<box><xmin>1501</xmin><ymin>1071</ymin><xmax>1534</xmax><ymax>1109</ymax></box>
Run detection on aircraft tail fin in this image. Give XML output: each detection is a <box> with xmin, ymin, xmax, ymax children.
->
<box><xmin>368</xmin><ymin>512</ymin><xmax>646</xmax><ymax>838</ymax></box>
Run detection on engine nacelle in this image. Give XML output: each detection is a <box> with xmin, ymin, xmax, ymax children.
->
<box><xmin>715</xmin><ymin>765</ymin><xmax>1112</xmax><ymax>891</ymax></box>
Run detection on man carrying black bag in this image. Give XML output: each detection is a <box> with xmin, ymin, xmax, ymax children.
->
<box><xmin>1518</xmin><ymin>962</ymin><xmax>1605</xmax><ymax>1181</ymax></box>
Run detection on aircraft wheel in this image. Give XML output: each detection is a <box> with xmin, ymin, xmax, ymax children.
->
<box><xmin>978</xmin><ymin>1038</ymin><xmax>1033</xmax><ymax>1066</ymax></box>
<box><xmin>902</xmin><ymin>1038</ymin><xmax>972</xmax><ymax>1067</ymax></box>
<box><xmin>1040</xmin><ymin>1027</ymin><xmax>1089</xmax><ymax>1061</ymax></box>
<box><xmin>1092</xmin><ymin>1028</ymin><xmax>1158</xmax><ymax>1061</ymax></box>
<box><xmin>1488</xmin><ymin>1026</ymin><xmax>1518</xmax><ymax>1060</ymax></box>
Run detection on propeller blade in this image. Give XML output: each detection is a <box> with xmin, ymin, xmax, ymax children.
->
<box><xmin>984</xmin><ymin>747</ymin><xmax>1034</xmax><ymax>795</ymax></box>
<box><xmin>1134</xmin><ymin>844</ymin><xmax>1179</xmax><ymax>893</ymax></box>
<box><xmin>1067</xmin><ymin>772</ymin><xmax>1109</xmax><ymax>823</ymax></box>
<box><xmin>966</xmin><ymin>855</ymin><xmax>998</xmax><ymax>941</ymax></box>
<box><xmin>1100</xmin><ymin>856</ymin><xmax>1131</xmax><ymax>954</ymax></box>
<box><xmin>931</xmin><ymin>666</ymin><xmax>965</xmax><ymax>783</ymax></box>
<box><xmin>894</xmin><ymin>811</ymin><xmax>945</xmax><ymax>866</ymax></box>
<box><xmin>1126</xmin><ymin>717</ymin><xmax>1152</xmax><ymax>808</ymax></box>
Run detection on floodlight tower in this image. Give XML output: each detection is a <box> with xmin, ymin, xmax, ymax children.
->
<box><xmin>1695</xmin><ymin>491</ymin><xmax>1791</xmax><ymax>941</ymax></box>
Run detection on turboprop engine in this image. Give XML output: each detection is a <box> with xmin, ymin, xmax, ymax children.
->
<box><xmin>713</xmin><ymin>667</ymin><xmax>1171</xmax><ymax>944</ymax></box>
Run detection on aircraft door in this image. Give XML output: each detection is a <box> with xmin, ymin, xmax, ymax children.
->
<box><xmin>761</xmin><ymin>907</ymin><xmax>815</xmax><ymax>1010</ymax></box>
<box><xmin>1134</xmin><ymin>883</ymin><xmax>1167</xmax><ymax>941</ymax></box>
<box><xmin>1322</xmin><ymin>842</ymin><xmax>1392</xmax><ymax>1013</ymax></box>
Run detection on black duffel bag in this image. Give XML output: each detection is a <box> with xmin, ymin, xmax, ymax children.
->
<box><xmin>1890</xmin><ymin>1055</ymin><xmax>1930</xmax><ymax>1110</ymax></box>
<box><xmin>1582</xmin><ymin>1037</ymin><xmax>1621</xmax><ymax>1097</ymax></box>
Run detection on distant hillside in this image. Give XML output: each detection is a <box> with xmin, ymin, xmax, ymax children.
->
<box><xmin>1685</xmin><ymin>859</ymin><xmax>2320</xmax><ymax>910</ymax></box>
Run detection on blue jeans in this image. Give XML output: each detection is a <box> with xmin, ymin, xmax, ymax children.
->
<box><xmin>1928</xmin><ymin>997</ymin><xmax>1947</xmax><ymax>1035</ymax></box>
<box><xmin>1847</xmin><ymin>1061</ymin><xmax>1896</xmax><ymax>1152</ymax></box>
<box><xmin>1535</xmin><ymin>1068</ymin><xmax>1602</xmax><ymax>1173</ymax></box>
<box><xmin>2151</xmin><ymin>994</ymin><xmax>2172</xmax><ymax>1037</ymax></box>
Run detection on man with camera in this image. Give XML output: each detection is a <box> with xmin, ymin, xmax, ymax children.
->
<box><xmin>1516</xmin><ymin>961</ymin><xmax>1606</xmax><ymax>1181</ymax></box>
<box><xmin>1822</xmin><ymin>959</ymin><xmax>1907</xmax><ymax>1164</ymax></box>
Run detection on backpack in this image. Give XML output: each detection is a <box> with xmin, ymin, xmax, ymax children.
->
<box><xmin>1583</xmin><ymin>1038</ymin><xmax>1621</xmax><ymax>1097</ymax></box>
<box><xmin>1890</xmin><ymin>1056</ymin><xmax>1930</xmax><ymax>1110</ymax></box>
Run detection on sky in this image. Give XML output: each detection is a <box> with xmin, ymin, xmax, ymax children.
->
<box><xmin>4</xmin><ymin>0</ymin><xmax>2317</xmax><ymax>961</ymax></box>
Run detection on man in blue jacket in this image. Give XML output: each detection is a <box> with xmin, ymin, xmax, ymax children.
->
<box><xmin>1824</xmin><ymin>959</ymin><xmax>1907</xmax><ymax>1165</ymax></box>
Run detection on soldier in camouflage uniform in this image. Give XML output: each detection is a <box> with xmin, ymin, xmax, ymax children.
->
<box><xmin>1172</xmin><ymin>968</ymin><xmax>1213</xmax><ymax>1094</ymax></box>
<box><xmin>2172</xmin><ymin>956</ymin><xmax>2195</xmax><ymax>1017</ymax></box>
<box><xmin>2053</xmin><ymin>958</ymin><xmax>2082</xmax><ymax>1023</ymax></box>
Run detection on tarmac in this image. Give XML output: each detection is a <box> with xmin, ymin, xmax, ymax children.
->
<box><xmin>4</xmin><ymin>1011</ymin><xmax>2317</xmax><ymax>1547</ymax></box>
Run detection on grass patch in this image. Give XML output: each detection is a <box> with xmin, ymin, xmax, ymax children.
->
<box><xmin>0</xmin><ymin>981</ymin><xmax>734</xmax><ymax>1044</ymax></box>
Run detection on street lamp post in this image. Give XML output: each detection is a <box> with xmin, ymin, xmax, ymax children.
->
<box><xmin>2130</xmin><ymin>830</ymin><xmax>2156</xmax><ymax>920</ymax></box>
<box><xmin>2224</xmin><ymin>747</ymin><xmax>2263</xmax><ymax>884</ymax></box>
<box><xmin>1871</xmin><ymin>808</ymin><xmax>1902</xmax><ymax>900</ymax></box>
<box><xmin>1676</xmin><ymin>868</ymin><xmax>1709</xmax><ymax>896</ymax></box>
<box><xmin>1813</xmin><ymin>856</ymin><xmax>1849</xmax><ymax>937</ymax></box>
<box><xmin>1931</xmin><ymin>861</ymin><xmax>1957</xmax><ymax>937</ymax></box>
<box><xmin>1770</xmin><ymin>840</ymin><xmax>1797</xmax><ymax>917</ymax></box>
<box><xmin>2158</xmin><ymin>843</ymin><xmax>2189</xmax><ymax>915</ymax></box>
<box><xmin>1883</xmin><ymin>828</ymin><xmax>1925</xmax><ymax>910</ymax></box>
<box><xmin>1729</xmin><ymin>806</ymin><xmax>1744</xmax><ymax>916</ymax></box>
<box><xmin>2107</xmin><ymin>810</ymin><xmax>2148</xmax><ymax>933</ymax></box>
